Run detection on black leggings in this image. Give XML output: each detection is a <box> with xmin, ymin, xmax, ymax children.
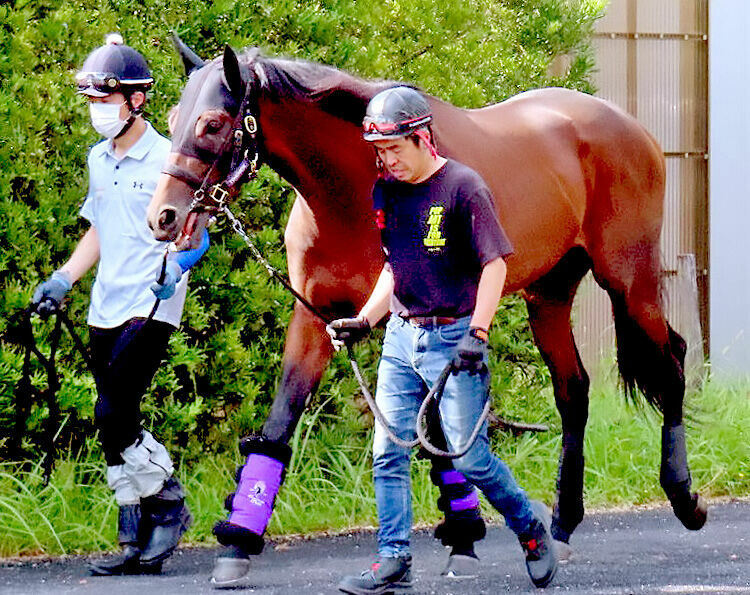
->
<box><xmin>89</xmin><ymin>318</ymin><xmax>173</xmax><ymax>465</ymax></box>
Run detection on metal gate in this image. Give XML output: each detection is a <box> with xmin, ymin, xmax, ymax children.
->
<box><xmin>572</xmin><ymin>0</ymin><xmax>709</xmax><ymax>384</ymax></box>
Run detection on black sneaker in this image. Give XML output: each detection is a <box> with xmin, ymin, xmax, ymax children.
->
<box><xmin>338</xmin><ymin>555</ymin><xmax>413</xmax><ymax>595</ymax></box>
<box><xmin>518</xmin><ymin>500</ymin><xmax>558</xmax><ymax>588</ymax></box>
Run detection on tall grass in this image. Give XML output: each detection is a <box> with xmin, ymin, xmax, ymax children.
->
<box><xmin>1</xmin><ymin>379</ymin><xmax>748</xmax><ymax>557</ymax></box>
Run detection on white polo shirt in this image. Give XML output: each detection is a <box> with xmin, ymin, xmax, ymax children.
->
<box><xmin>80</xmin><ymin>122</ymin><xmax>188</xmax><ymax>329</ymax></box>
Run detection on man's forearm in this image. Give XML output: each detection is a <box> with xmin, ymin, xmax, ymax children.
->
<box><xmin>470</xmin><ymin>256</ymin><xmax>507</xmax><ymax>331</ymax></box>
<box><xmin>59</xmin><ymin>227</ymin><xmax>100</xmax><ymax>284</ymax></box>
<box><xmin>359</xmin><ymin>264</ymin><xmax>395</xmax><ymax>326</ymax></box>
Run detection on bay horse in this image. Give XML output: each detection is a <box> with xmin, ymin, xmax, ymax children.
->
<box><xmin>147</xmin><ymin>42</ymin><xmax>707</xmax><ymax>575</ymax></box>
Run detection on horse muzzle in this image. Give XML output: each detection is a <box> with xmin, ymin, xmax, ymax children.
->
<box><xmin>147</xmin><ymin>173</ymin><xmax>210</xmax><ymax>250</ymax></box>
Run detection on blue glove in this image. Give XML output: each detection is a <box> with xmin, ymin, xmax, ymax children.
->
<box><xmin>150</xmin><ymin>229</ymin><xmax>210</xmax><ymax>300</ymax></box>
<box><xmin>31</xmin><ymin>271</ymin><xmax>72</xmax><ymax>318</ymax></box>
<box><xmin>150</xmin><ymin>260</ymin><xmax>183</xmax><ymax>300</ymax></box>
<box><xmin>173</xmin><ymin>228</ymin><xmax>210</xmax><ymax>274</ymax></box>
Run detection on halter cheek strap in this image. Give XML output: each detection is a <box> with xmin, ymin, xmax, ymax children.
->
<box><xmin>164</xmin><ymin>85</ymin><xmax>263</xmax><ymax>212</ymax></box>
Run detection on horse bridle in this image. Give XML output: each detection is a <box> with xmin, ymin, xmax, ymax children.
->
<box><xmin>163</xmin><ymin>80</ymin><xmax>263</xmax><ymax>213</ymax></box>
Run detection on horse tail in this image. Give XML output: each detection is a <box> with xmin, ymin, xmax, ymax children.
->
<box><xmin>610</xmin><ymin>291</ymin><xmax>687</xmax><ymax>413</ymax></box>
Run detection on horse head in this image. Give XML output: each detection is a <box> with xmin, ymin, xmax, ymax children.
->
<box><xmin>148</xmin><ymin>35</ymin><xmax>261</xmax><ymax>249</ymax></box>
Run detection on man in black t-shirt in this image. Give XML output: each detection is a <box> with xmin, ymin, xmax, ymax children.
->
<box><xmin>328</xmin><ymin>87</ymin><xmax>559</xmax><ymax>593</ymax></box>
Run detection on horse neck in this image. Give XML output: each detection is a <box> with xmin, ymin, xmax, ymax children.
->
<box><xmin>258</xmin><ymin>95</ymin><xmax>378</xmax><ymax>230</ymax></box>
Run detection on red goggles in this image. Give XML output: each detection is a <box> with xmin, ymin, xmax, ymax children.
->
<box><xmin>363</xmin><ymin>114</ymin><xmax>432</xmax><ymax>136</ymax></box>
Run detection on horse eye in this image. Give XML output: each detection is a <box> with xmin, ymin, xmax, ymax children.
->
<box><xmin>206</xmin><ymin>120</ymin><xmax>223</xmax><ymax>133</ymax></box>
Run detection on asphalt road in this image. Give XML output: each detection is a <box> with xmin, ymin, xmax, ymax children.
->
<box><xmin>1</xmin><ymin>499</ymin><xmax>748</xmax><ymax>595</ymax></box>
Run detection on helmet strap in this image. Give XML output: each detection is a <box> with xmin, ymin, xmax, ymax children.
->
<box><xmin>114</xmin><ymin>91</ymin><xmax>144</xmax><ymax>139</ymax></box>
<box><xmin>374</xmin><ymin>152</ymin><xmax>386</xmax><ymax>179</ymax></box>
<box><xmin>414</xmin><ymin>127</ymin><xmax>438</xmax><ymax>158</ymax></box>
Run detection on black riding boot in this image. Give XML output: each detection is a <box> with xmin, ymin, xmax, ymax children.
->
<box><xmin>88</xmin><ymin>504</ymin><xmax>143</xmax><ymax>576</ymax></box>
<box><xmin>139</xmin><ymin>476</ymin><xmax>192</xmax><ymax>571</ymax></box>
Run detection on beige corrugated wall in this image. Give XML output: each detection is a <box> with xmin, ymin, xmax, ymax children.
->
<box><xmin>572</xmin><ymin>0</ymin><xmax>708</xmax><ymax>386</ymax></box>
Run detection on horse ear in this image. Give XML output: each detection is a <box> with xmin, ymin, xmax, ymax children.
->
<box><xmin>170</xmin><ymin>31</ymin><xmax>205</xmax><ymax>76</ymax></box>
<box><xmin>222</xmin><ymin>45</ymin><xmax>246</xmax><ymax>100</ymax></box>
<box><xmin>167</xmin><ymin>105</ymin><xmax>180</xmax><ymax>136</ymax></box>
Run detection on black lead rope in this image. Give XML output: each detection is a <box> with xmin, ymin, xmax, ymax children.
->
<box><xmin>7</xmin><ymin>306</ymin><xmax>93</xmax><ymax>485</ymax></box>
<box><xmin>147</xmin><ymin>251</ymin><xmax>168</xmax><ymax>321</ymax></box>
<box><xmin>222</xmin><ymin>205</ymin><xmax>490</xmax><ymax>457</ymax></box>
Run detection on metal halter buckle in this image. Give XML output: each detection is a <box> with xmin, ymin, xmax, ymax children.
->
<box><xmin>208</xmin><ymin>184</ymin><xmax>230</xmax><ymax>208</ymax></box>
<box><xmin>244</xmin><ymin>115</ymin><xmax>257</xmax><ymax>135</ymax></box>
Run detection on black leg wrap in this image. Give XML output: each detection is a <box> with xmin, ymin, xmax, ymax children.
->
<box><xmin>660</xmin><ymin>423</ymin><xmax>690</xmax><ymax>489</ymax></box>
<box><xmin>660</xmin><ymin>424</ymin><xmax>707</xmax><ymax>531</ymax></box>
<box><xmin>552</xmin><ymin>433</ymin><xmax>585</xmax><ymax>543</ymax></box>
<box><xmin>213</xmin><ymin>521</ymin><xmax>266</xmax><ymax>554</ymax></box>
<box><xmin>239</xmin><ymin>436</ymin><xmax>293</xmax><ymax>465</ymax></box>
<box><xmin>434</xmin><ymin>514</ymin><xmax>487</xmax><ymax>548</ymax></box>
<box><xmin>213</xmin><ymin>436</ymin><xmax>292</xmax><ymax>554</ymax></box>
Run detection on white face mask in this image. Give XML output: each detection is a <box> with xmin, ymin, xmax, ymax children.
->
<box><xmin>89</xmin><ymin>102</ymin><xmax>129</xmax><ymax>138</ymax></box>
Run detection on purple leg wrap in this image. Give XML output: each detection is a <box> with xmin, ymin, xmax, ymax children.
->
<box><xmin>431</xmin><ymin>466</ymin><xmax>486</xmax><ymax>547</ymax></box>
<box><xmin>229</xmin><ymin>454</ymin><xmax>284</xmax><ymax>534</ymax></box>
<box><xmin>214</xmin><ymin>437</ymin><xmax>292</xmax><ymax>554</ymax></box>
<box><xmin>450</xmin><ymin>491</ymin><xmax>480</xmax><ymax>512</ymax></box>
<box><xmin>441</xmin><ymin>470</ymin><xmax>467</xmax><ymax>485</ymax></box>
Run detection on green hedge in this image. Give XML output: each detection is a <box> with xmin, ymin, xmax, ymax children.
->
<box><xmin>0</xmin><ymin>0</ymin><xmax>605</xmax><ymax>464</ymax></box>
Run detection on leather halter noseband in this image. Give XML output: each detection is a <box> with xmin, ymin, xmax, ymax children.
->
<box><xmin>162</xmin><ymin>79</ymin><xmax>262</xmax><ymax>212</ymax></box>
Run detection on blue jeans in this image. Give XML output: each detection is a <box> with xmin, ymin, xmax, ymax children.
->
<box><xmin>373</xmin><ymin>315</ymin><xmax>534</xmax><ymax>557</ymax></box>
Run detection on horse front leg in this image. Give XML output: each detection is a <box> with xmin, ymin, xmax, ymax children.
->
<box><xmin>211</xmin><ymin>303</ymin><xmax>332</xmax><ymax>585</ymax></box>
<box><xmin>524</xmin><ymin>248</ymin><xmax>592</xmax><ymax>552</ymax></box>
<box><xmin>526</xmin><ymin>295</ymin><xmax>589</xmax><ymax>549</ymax></box>
<box><xmin>263</xmin><ymin>303</ymin><xmax>332</xmax><ymax>442</ymax></box>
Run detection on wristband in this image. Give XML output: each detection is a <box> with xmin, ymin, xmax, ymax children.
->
<box><xmin>469</xmin><ymin>326</ymin><xmax>489</xmax><ymax>343</ymax></box>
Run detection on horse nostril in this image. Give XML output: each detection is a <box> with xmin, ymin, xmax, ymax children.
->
<box><xmin>158</xmin><ymin>208</ymin><xmax>177</xmax><ymax>229</ymax></box>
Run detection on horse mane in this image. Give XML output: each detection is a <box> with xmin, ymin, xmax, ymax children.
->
<box><xmin>241</xmin><ymin>49</ymin><xmax>396</xmax><ymax>126</ymax></box>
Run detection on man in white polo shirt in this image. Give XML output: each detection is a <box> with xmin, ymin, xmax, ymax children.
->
<box><xmin>31</xmin><ymin>34</ymin><xmax>208</xmax><ymax>576</ymax></box>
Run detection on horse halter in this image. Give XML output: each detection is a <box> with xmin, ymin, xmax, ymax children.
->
<box><xmin>164</xmin><ymin>81</ymin><xmax>262</xmax><ymax>213</ymax></box>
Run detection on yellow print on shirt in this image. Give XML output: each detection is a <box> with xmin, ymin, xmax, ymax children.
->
<box><xmin>423</xmin><ymin>205</ymin><xmax>446</xmax><ymax>250</ymax></box>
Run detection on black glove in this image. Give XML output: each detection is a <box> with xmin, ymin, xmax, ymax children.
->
<box><xmin>451</xmin><ymin>327</ymin><xmax>489</xmax><ymax>375</ymax></box>
<box><xmin>326</xmin><ymin>317</ymin><xmax>371</xmax><ymax>351</ymax></box>
<box><xmin>31</xmin><ymin>271</ymin><xmax>72</xmax><ymax>318</ymax></box>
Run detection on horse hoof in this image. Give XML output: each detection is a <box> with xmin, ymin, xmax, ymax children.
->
<box><xmin>211</xmin><ymin>556</ymin><xmax>250</xmax><ymax>587</ymax></box>
<box><xmin>554</xmin><ymin>539</ymin><xmax>574</xmax><ymax>562</ymax></box>
<box><xmin>441</xmin><ymin>554</ymin><xmax>480</xmax><ymax>579</ymax></box>
<box><xmin>680</xmin><ymin>494</ymin><xmax>708</xmax><ymax>531</ymax></box>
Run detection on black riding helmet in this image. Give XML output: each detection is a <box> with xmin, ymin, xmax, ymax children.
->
<box><xmin>76</xmin><ymin>33</ymin><xmax>153</xmax><ymax>98</ymax></box>
<box><xmin>363</xmin><ymin>86</ymin><xmax>432</xmax><ymax>142</ymax></box>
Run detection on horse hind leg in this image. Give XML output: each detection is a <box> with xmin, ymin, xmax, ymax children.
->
<box><xmin>607</xmin><ymin>287</ymin><xmax>707</xmax><ymax>531</ymax></box>
<box><xmin>524</xmin><ymin>247</ymin><xmax>592</xmax><ymax>548</ymax></box>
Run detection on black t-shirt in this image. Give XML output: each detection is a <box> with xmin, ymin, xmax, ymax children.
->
<box><xmin>372</xmin><ymin>158</ymin><xmax>513</xmax><ymax>317</ymax></box>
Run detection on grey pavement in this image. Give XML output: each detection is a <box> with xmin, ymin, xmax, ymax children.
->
<box><xmin>1</xmin><ymin>499</ymin><xmax>748</xmax><ymax>595</ymax></box>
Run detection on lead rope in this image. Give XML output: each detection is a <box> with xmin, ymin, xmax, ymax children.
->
<box><xmin>222</xmin><ymin>205</ymin><xmax>490</xmax><ymax>457</ymax></box>
<box><xmin>415</xmin><ymin>364</ymin><xmax>492</xmax><ymax>459</ymax></box>
<box><xmin>8</xmin><ymin>250</ymin><xmax>170</xmax><ymax>483</ymax></box>
<box><xmin>7</xmin><ymin>306</ymin><xmax>94</xmax><ymax>484</ymax></box>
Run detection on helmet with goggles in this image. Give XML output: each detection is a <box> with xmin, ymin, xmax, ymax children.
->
<box><xmin>76</xmin><ymin>33</ymin><xmax>153</xmax><ymax>97</ymax></box>
<box><xmin>363</xmin><ymin>86</ymin><xmax>432</xmax><ymax>142</ymax></box>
